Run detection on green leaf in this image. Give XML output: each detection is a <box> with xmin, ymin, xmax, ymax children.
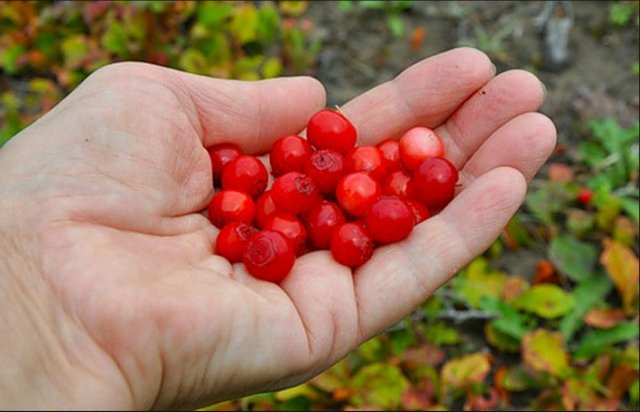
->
<box><xmin>339</xmin><ymin>0</ymin><xmax>355</xmax><ymax>11</ymax></box>
<box><xmin>620</xmin><ymin>197</ymin><xmax>640</xmax><ymax>224</ymax></box>
<box><xmin>387</xmin><ymin>14</ymin><xmax>405</xmax><ymax>38</ymax></box>
<box><xmin>349</xmin><ymin>364</ymin><xmax>410</xmax><ymax>409</ymax></box>
<box><xmin>479</xmin><ymin>295</ymin><xmax>532</xmax><ymax>340</ymax></box>
<box><xmin>441</xmin><ymin>353</ymin><xmax>491</xmax><ymax>389</ymax></box>
<box><xmin>257</xmin><ymin>3</ymin><xmax>280</xmax><ymax>45</ymax></box>
<box><xmin>101</xmin><ymin>19</ymin><xmax>129</xmax><ymax>56</ymax></box>
<box><xmin>452</xmin><ymin>257</ymin><xmax>508</xmax><ymax>308</ymax></box>
<box><xmin>514</xmin><ymin>284</ymin><xmax>575</xmax><ymax>319</ymax></box>
<box><xmin>522</xmin><ymin>329</ymin><xmax>570</xmax><ymax>377</ymax></box>
<box><xmin>630</xmin><ymin>379</ymin><xmax>639</xmax><ymax>410</ymax></box>
<box><xmin>525</xmin><ymin>182</ymin><xmax>571</xmax><ymax>225</ymax></box>
<box><xmin>548</xmin><ymin>233</ymin><xmax>598</xmax><ymax>282</ymax></box>
<box><xmin>197</xmin><ymin>2</ymin><xmax>234</xmax><ymax>29</ymax></box>
<box><xmin>61</xmin><ymin>35</ymin><xmax>91</xmax><ymax>69</ymax></box>
<box><xmin>485</xmin><ymin>322</ymin><xmax>520</xmax><ymax>353</ymax></box>
<box><xmin>359</xmin><ymin>0</ymin><xmax>386</xmax><ymax>9</ymax></box>
<box><xmin>424</xmin><ymin>322</ymin><xmax>461</xmax><ymax>345</ymax></box>
<box><xmin>357</xmin><ymin>337</ymin><xmax>385</xmax><ymax>362</ymax></box>
<box><xmin>609</xmin><ymin>2</ymin><xmax>635</xmax><ymax>26</ymax></box>
<box><xmin>0</xmin><ymin>44</ymin><xmax>26</xmax><ymax>75</ymax></box>
<box><xmin>230</xmin><ymin>4</ymin><xmax>259</xmax><ymax>44</ymax></box>
<box><xmin>574</xmin><ymin>323</ymin><xmax>640</xmax><ymax>358</ymax></box>
<box><xmin>262</xmin><ymin>57</ymin><xmax>282</xmax><ymax>78</ymax></box>
<box><xmin>559</xmin><ymin>273</ymin><xmax>613</xmax><ymax>340</ymax></box>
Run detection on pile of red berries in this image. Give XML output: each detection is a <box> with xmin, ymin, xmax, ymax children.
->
<box><xmin>207</xmin><ymin>109</ymin><xmax>459</xmax><ymax>282</ymax></box>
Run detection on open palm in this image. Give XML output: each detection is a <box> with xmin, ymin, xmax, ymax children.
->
<box><xmin>0</xmin><ymin>48</ymin><xmax>555</xmax><ymax>410</ymax></box>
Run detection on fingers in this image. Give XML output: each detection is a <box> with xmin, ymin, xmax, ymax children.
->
<box><xmin>353</xmin><ymin>166</ymin><xmax>527</xmax><ymax>338</ymax></box>
<box><xmin>340</xmin><ymin>47</ymin><xmax>496</xmax><ymax>145</ymax></box>
<box><xmin>436</xmin><ymin>70</ymin><xmax>546</xmax><ymax>169</ymax></box>
<box><xmin>173</xmin><ymin>73</ymin><xmax>326</xmax><ymax>154</ymax></box>
<box><xmin>460</xmin><ymin>112</ymin><xmax>557</xmax><ymax>184</ymax></box>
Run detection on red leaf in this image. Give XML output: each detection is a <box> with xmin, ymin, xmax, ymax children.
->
<box><xmin>606</xmin><ymin>364</ymin><xmax>639</xmax><ymax>400</ymax></box>
<box><xmin>401</xmin><ymin>387</ymin><xmax>432</xmax><ymax>411</ymax></box>
<box><xmin>533</xmin><ymin>259</ymin><xmax>560</xmax><ymax>285</ymax></box>
<box><xmin>584</xmin><ymin>308</ymin><xmax>626</xmax><ymax>329</ymax></box>
<box><xmin>399</xmin><ymin>343</ymin><xmax>445</xmax><ymax>368</ymax></box>
<box><xmin>547</xmin><ymin>163</ymin><xmax>573</xmax><ymax>182</ymax></box>
<box><xmin>464</xmin><ymin>388</ymin><xmax>500</xmax><ymax>411</ymax></box>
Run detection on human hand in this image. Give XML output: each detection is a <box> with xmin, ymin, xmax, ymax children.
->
<box><xmin>0</xmin><ymin>48</ymin><xmax>555</xmax><ymax>410</ymax></box>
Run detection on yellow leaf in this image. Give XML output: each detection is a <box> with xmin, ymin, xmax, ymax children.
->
<box><xmin>601</xmin><ymin>238</ymin><xmax>639</xmax><ymax>315</ymax></box>
<box><xmin>441</xmin><ymin>353</ymin><xmax>491</xmax><ymax>389</ymax></box>
<box><xmin>522</xmin><ymin>329</ymin><xmax>569</xmax><ymax>377</ymax></box>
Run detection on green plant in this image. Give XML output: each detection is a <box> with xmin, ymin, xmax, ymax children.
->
<box><xmin>338</xmin><ymin>0</ymin><xmax>414</xmax><ymax>39</ymax></box>
<box><xmin>608</xmin><ymin>1</ymin><xmax>640</xmax><ymax>27</ymax></box>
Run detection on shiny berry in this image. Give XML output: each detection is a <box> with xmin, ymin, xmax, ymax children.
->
<box><xmin>271</xmin><ymin>172</ymin><xmax>319</xmax><ymax>215</ymax></box>
<box><xmin>412</xmin><ymin>156</ymin><xmax>458</xmax><ymax>210</ymax></box>
<box><xmin>269</xmin><ymin>135</ymin><xmax>314</xmax><ymax>176</ymax></box>
<box><xmin>399</xmin><ymin>126</ymin><xmax>445</xmax><ymax>170</ymax></box>
<box><xmin>264</xmin><ymin>212</ymin><xmax>308</xmax><ymax>254</ymax></box>
<box><xmin>208</xmin><ymin>143</ymin><xmax>242</xmax><ymax>186</ymax></box>
<box><xmin>221</xmin><ymin>155</ymin><xmax>269</xmax><ymax>198</ymax></box>
<box><xmin>377</xmin><ymin>139</ymin><xmax>401</xmax><ymax>173</ymax></box>
<box><xmin>577</xmin><ymin>188</ymin><xmax>592</xmax><ymax>206</ymax></box>
<box><xmin>215</xmin><ymin>222</ymin><xmax>258</xmax><ymax>263</ymax></box>
<box><xmin>336</xmin><ymin>172</ymin><xmax>382</xmax><ymax>217</ymax></box>
<box><xmin>330</xmin><ymin>222</ymin><xmax>374</xmax><ymax>268</ymax></box>
<box><xmin>255</xmin><ymin>191</ymin><xmax>278</xmax><ymax>229</ymax></box>
<box><xmin>208</xmin><ymin>190</ymin><xmax>256</xmax><ymax>228</ymax></box>
<box><xmin>382</xmin><ymin>169</ymin><xmax>414</xmax><ymax>199</ymax></box>
<box><xmin>345</xmin><ymin>146</ymin><xmax>388</xmax><ymax>181</ymax></box>
<box><xmin>364</xmin><ymin>196</ymin><xmax>415</xmax><ymax>244</ymax></box>
<box><xmin>243</xmin><ymin>230</ymin><xmax>295</xmax><ymax>283</ymax></box>
<box><xmin>304</xmin><ymin>149</ymin><xmax>345</xmax><ymax>193</ymax></box>
<box><xmin>405</xmin><ymin>199</ymin><xmax>431</xmax><ymax>224</ymax></box>
<box><xmin>304</xmin><ymin>201</ymin><xmax>346</xmax><ymax>249</ymax></box>
<box><xmin>306</xmin><ymin>109</ymin><xmax>357</xmax><ymax>154</ymax></box>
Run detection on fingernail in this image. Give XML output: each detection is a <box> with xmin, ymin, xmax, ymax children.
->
<box><xmin>491</xmin><ymin>63</ymin><xmax>497</xmax><ymax>75</ymax></box>
<box><xmin>541</xmin><ymin>81</ymin><xmax>548</xmax><ymax>99</ymax></box>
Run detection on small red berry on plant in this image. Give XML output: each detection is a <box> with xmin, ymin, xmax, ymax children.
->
<box><xmin>576</xmin><ymin>188</ymin><xmax>593</xmax><ymax>206</ymax></box>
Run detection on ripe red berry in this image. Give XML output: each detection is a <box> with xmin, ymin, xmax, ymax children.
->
<box><xmin>271</xmin><ymin>172</ymin><xmax>319</xmax><ymax>215</ymax></box>
<box><xmin>243</xmin><ymin>230</ymin><xmax>296</xmax><ymax>283</ymax></box>
<box><xmin>304</xmin><ymin>149</ymin><xmax>346</xmax><ymax>193</ymax></box>
<box><xmin>304</xmin><ymin>201</ymin><xmax>346</xmax><ymax>249</ymax></box>
<box><xmin>412</xmin><ymin>157</ymin><xmax>458</xmax><ymax>210</ymax></box>
<box><xmin>264</xmin><ymin>212</ymin><xmax>308</xmax><ymax>254</ymax></box>
<box><xmin>255</xmin><ymin>191</ymin><xmax>278</xmax><ymax>229</ymax></box>
<box><xmin>221</xmin><ymin>155</ymin><xmax>269</xmax><ymax>198</ymax></box>
<box><xmin>382</xmin><ymin>169</ymin><xmax>414</xmax><ymax>199</ymax></box>
<box><xmin>208</xmin><ymin>143</ymin><xmax>242</xmax><ymax>186</ymax></box>
<box><xmin>306</xmin><ymin>109</ymin><xmax>357</xmax><ymax>154</ymax></box>
<box><xmin>330</xmin><ymin>222</ymin><xmax>374</xmax><ymax>268</ymax></box>
<box><xmin>399</xmin><ymin>126</ymin><xmax>445</xmax><ymax>170</ymax></box>
<box><xmin>269</xmin><ymin>135</ymin><xmax>314</xmax><ymax>176</ymax></box>
<box><xmin>345</xmin><ymin>146</ymin><xmax>388</xmax><ymax>181</ymax></box>
<box><xmin>405</xmin><ymin>199</ymin><xmax>431</xmax><ymax>224</ymax></box>
<box><xmin>364</xmin><ymin>196</ymin><xmax>415</xmax><ymax>244</ymax></box>
<box><xmin>336</xmin><ymin>172</ymin><xmax>382</xmax><ymax>217</ymax></box>
<box><xmin>215</xmin><ymin>222</ymin><xmax>258</xmax><ymax>263</ymax></box>
<box><xmin>208</xmin><ymin>190</ymin><xmax>256</xmax><ymax>228</ymax></box>
<box><xmin>376</xmin><ymin>139</ymin><xmax>401</xmax><ymax>173</ymax></box>
<box><xmin>577</xmin><ymin>188</ymin><xmax>592</xmax><ymax>206</ymax></box>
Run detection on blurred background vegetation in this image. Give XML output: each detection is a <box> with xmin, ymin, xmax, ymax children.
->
<box><xmin>1</xmin><ymin>1</ymin><xmax>638</xmax><ymax>411</ymax></box>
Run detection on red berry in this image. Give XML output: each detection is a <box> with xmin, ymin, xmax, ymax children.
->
<box><xmin>264</xmin><ymin>212</ymin><xmax>308</xmax><ymax>254</ymax></box>
<box><xmin>215</xmin><ymin>222</ymin><xmax>258</xmax><ymax>263</ymax></box>
<box><xmin>577</xmin><ymin>188</ymin><xmax>592</xmax><ymax>206</ymax></box>
<box><xmin>382</xmin><ymin>169</ymin><xmax>414</xmax><ymax>199</ymax></box>
<box><xmin>306</xmin><ymin>109</ymin><xmax>357</xmax><ymax>154</ymax></box>
<box><xmin>345</xmin><ymin>146</ymin><xmax>388</xmax><ymax>181</ymax></box>
<box><xmin>208</xmin><ymin>190</ymin><xmax>256</xmax><ymax>228</ymax></box>
<box><xmin>330</xmin><ymin>222</ymin><xmax>374</xmax><ymax>268</ymax></box>
<box><xmin>255</xmin><ymin>191</ymin><xmax>278</xmax><ymax>229</ymax></box>
<box><xmin>304</xmin><ymin>201</ymin><xmax>346</xmax><ymax>249</ymax></box>
<box><xmin>271</xmin><ymin>172</ymin><xmax>319</xmax><ymax>215</ymax></box>
<box><xmin>221</xmin><ymin>155</ymin><xmax>269</xmax><ymax>198</ymax></box>
<box><xmin>269</xmin><ymin>135</ymin><xmax>314</xmax><ymax>177</ymax></box>
<box><xmin>208</xmin><ymin>143</ymin><xmax>242</xmax><ymax>185</ymax></box>
<box><xmin>399</xmin><ymin>126</ymin><xmax>445</xmax><ymax>170</ymax></box>
<box><xmin>412</xmin><ymin>157</ymin><xmax>458</xmax><ymax>210</ymax></box>
<box><xmin>405</xmin><ymin>199</ymin><xmax>431</xmax><ymax>224</ymax></box>
<box><xmin>364</xmin><ymin>196</ymin><xmax>415</xmax><ymax>244</ymax></box>
<box><xmin>304</xmin><ymin>149</ymin><xmax>346</xmax><ymax>193</ymax></box>
<box><xmin>376</xmin><ymin>139</ymin><xmax>401</xmax><ymax>173</ymax></box>
<box><xmin>336</xmin><ymin>172</ymin><xmax>382</xmax><ymax>217</ymax></box>
<box><xmin>243</xmin><ymin>230</ymin><xmax>295</xmax><ymax>283</ymax></box>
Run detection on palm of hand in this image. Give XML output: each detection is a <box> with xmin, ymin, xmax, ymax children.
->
<box><xmin>0</xmin><ymin>49</ymin><xmax>555</xmax><ymax>410</ymax></box>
